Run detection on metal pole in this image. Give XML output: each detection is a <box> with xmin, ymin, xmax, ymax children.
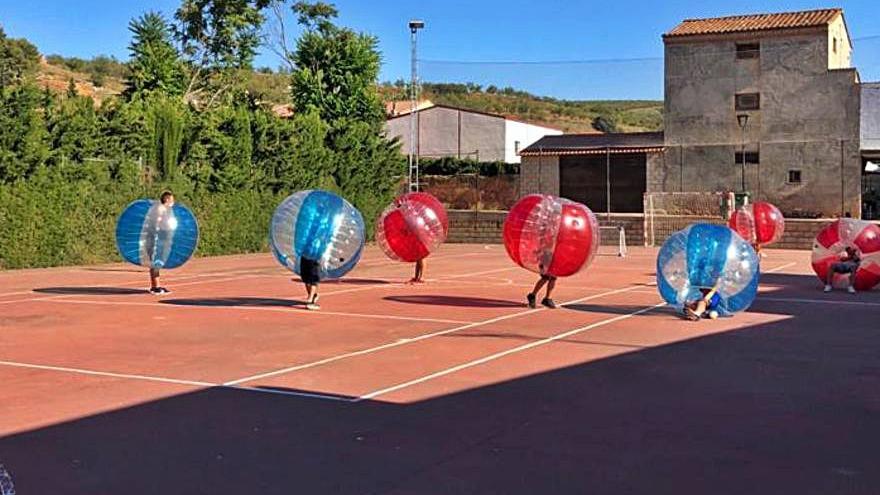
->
<box><xmin>606</xmin><ymin>146</ymin><xmax>611</xmax><ymax>220</ymax></box>
<box><xmin>408</xmin><ymin>21</ymin><xmax>424</xmax><ymax>192</ymax></box>
<box><xmin>741</xmin><ymin>136</ymin><xmax>746</xmax><ymax>193</ymax></box>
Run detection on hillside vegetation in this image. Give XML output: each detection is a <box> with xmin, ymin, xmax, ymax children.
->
<box><xmin>382</xmin><ymin>82</ymin><xmax>663</xmax><ymax>133</ymax></box>
<box><xmin>35</xmin><ymin>59</ymin><xmax>662</xmax><ymax>133</ymax></box>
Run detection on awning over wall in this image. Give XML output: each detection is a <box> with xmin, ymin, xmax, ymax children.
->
<box><xmin>519</xmin><ymin>132</ymin><xmax>664</xmax><ymax>156</ymax></box>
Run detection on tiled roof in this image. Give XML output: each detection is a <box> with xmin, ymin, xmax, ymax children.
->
<box><xmin>519</xmin><ymin>132</ymin><xmax>663</xmax><ymax>156</ymax></box>
<box><xmin>385</xmin><ymin>99</ymin><xmax>434</xmax><ymax>117</ymax></box>
<box><xmin>664</xmin><ymin>8</ymin><xmax>841</xmax><ymax>38</ymax></box>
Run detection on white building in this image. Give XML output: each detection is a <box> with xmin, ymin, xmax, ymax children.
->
<box><xmin>385</xmin><ymin>103</ymin><xmax>562</xmax><ymax>164</ymax></box>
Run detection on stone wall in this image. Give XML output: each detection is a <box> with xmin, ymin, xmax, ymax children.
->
<box><xmin>447</xmin><ymin>209</ymin><xmax>879</xmax><ymax>250</ymax></box>
<box><xmin>447</xmin><ymin>210</ymin><xmax>645</xmax><ymax>247</ymax></box>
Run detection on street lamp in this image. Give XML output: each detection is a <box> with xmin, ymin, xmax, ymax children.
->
<box><xmin>737</xmin><ymin>113</ymin><xmax>749</xmax><ymax>193</ymax></box>
<box><xmin>408</xmin><ymin>20</ymin><xmax>425</xmax><ymax>192</ymax></box>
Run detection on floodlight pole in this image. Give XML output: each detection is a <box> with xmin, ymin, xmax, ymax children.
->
<box><xmin>408</xmin><ymin>20</ymin><xmax>425</xmax><ymax>192</ymax></box>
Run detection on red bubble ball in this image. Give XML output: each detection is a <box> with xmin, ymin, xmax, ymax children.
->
<box><xmin>376</xmin><ymin>192</ymin><xmax>448</xmax><ymax>262</ymax></box>
<box><xmin>503</xmin><ymin>194</ymin><xmax>600</xmax><ymax>278</ymax></box>
<box><xmin>811</xmin><ymin>218</ymin><xmax>880</xmax><ymax>291</ymax></box>
<box><xmin>729</xmin><ymin>201</ymin><xmax>785</xmax><ymax>247</ymax></box>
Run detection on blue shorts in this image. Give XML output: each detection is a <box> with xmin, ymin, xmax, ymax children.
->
<box><xmin>706</xmin><ymin>293</ymin><xmax>721</xmax><ymax>311</ymax></box>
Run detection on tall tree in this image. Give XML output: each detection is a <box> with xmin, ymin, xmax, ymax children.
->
<box><xmin>0</xmin><ymin>26</ymin><xmax>40</xmax><ymax>88</ymax></box>
<box><xmin>174</xmin><ymin>0</ymin><xmax>270</xmax><ymax>107</ymax></box>
<box><xmin>124</xmin><ymin>12</ymin><xmax>186</xmax><ymax>99</ymax></box>
<box><xmin>286</xmin><ymin>2</ymin><xmax>403</xmax><ymax>234</ymax></box>
<box><xmin>288</xmin><ymin>1</ymin><xmax>384</xmax><ymax>127</ymax></box>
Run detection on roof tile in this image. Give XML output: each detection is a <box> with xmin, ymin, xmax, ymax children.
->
<box><xmin>664</xmin><ymin>8</ymin><xmax>841</xmax><ymax>38</ymax></box>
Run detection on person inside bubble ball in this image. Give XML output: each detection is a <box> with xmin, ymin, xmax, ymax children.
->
<box><xmin>682</xmin><ymin>285</ymin><xmax>721</xmax><ymax>321</ymax></box>
<box><xmin>824</xmin><ymin>246</ymin><xmax>861</xmax><ymax>294</ymax></box>
<box><xmin>148</xmin><ymin>191</ymin><xmax>175</xmax><ymax>295</ymax></box>
<box><xmin>299</xmin><ymin>256</ymin><xmax>322</xmax><ymax>310</ymax></box>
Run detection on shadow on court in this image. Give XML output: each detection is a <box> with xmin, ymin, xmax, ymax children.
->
<box><xmin>161</xmin><ymin>297</ymin><xmax>301</xmax><ymax>308</ymax></box>
<box><xmin>2</xmin><ymin>301</ymin><xmax>878</xmax><ymax>495</ymax></box>
<box><xmin>32</xmin><ymin>287</ymin><xmax>148</xmax><ymax>296</ymax></box>
<box><xmin>384</xmin><ymin>295</ymin><xmax>522</xmax><ymax>308</ymax></box>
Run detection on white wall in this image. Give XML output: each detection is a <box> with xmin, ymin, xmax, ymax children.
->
<box><xmin>504</xmin><ymin>120</ymin><xmax>563</xmax><ymax>163</ymax></box>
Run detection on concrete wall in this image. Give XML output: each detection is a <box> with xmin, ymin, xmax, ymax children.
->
<box><xmin>862</xmin><ymin>83</ymin><xmax>880</xmax><ymax>151</ymax></box>
<box><xmin>663</xmin><ymin>30</ymin><xmax>862</xmax><ymax>218</ymax></box>
<box><xmin>504</xmin><ymin>120</ymin><xmax>563</xmax><ymax>163</ymax></box>
<box><xmin>385</xmin><ymin>107</ymin><xmax>506</xmax><ymax>162</ymax></box>
<box><xmin>447</xmin><ymin>209</ymin><xmax>880</xmax><ymax>250</ymax></box>
<box><xmin>446</xmin><ymin>210</ymin><xmax>644</xmax><ymax>247</ymax></box>
<box><xmin>519</xmin><ymin>155</ymin><xmax>560</xmax><ymax>196</ymax></box>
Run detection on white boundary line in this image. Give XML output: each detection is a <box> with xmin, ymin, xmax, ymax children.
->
<box><xmin>25</xmin><ymin>298</ymin><xmax>472</xmax><ymax>325</ymax></box>
<box><xmin>0</xmin><ymin>275</ymin><xmax>264</xmax><ymax>304</ymax></box>
<box><xmin>355</xmin><ymin>302</ymin><xmax>667</xmax><ymax>402</ymax></box>
<box><xmin>0</xmin><ymin>359</ymin><xmax>357</xmax><ymax>403</ymax></box>
<box><xmin>0</xmin><ymin>360</ymin><xmax>216</xmax><ymax>387</ymax></box>
<box><xmin>350</xmin><ymin>261</ymin><xmax>798</xmax><ymax>402</ymax></box>
<box><xmin>223</xmin><ymin>284</ymin><xmax>645</xmax><ymax>386</ymax></box>
<box><xmin>758</xmin><ymin>296</ymin><xmax>880</xmax><ymax>307</ymax></box>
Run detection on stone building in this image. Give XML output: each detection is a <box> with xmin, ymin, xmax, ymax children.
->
<box><xmin>660</xmin><ymin>8</ymin><xmax>861</xmax><ymax>217</ymax></box>
<box><xmin>385</xmin><ymin>103</ymin><xmax>562</xmax><ymax>164</ymax></box>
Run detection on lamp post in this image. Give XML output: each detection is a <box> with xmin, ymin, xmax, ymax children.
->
<box><xmin>408</xmin><ymin>20</ymin><xmax>425</xmax><ymax>192</ymax></box>
<box><xmin>737</xmin><ymin>114</ymin><xmax>749</xmax><ymax>193</ymax></box>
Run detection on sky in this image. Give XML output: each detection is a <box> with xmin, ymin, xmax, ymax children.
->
<box><xmin>2</xmin><ymin>0</ymin><xmax>879</xmax><ymax>100</ymax></box>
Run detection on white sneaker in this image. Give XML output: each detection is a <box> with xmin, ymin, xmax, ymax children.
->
<box><xmin>823</xmin><ymin>285</ymin><xmax>832</xmax><ymax>293</ymax></box>
<box><xmin>847</xmin><ymin>286</ymin><xmax>856</xmax><ymax>294</ymax></box>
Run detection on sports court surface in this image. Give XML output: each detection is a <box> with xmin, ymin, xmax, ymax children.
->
<box><xmin>1</xmin><ymin>244</ymin><xmax>878</xmax><ymax>494</ymax></box>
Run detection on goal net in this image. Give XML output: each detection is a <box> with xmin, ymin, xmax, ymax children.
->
<box><xmin>644</xmin><ymin>192</ymin><xmax>735</xmax><ymax>246</ymax></box>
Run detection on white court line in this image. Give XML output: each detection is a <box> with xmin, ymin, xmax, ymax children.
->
<box><xmin>0</xmin><ymin>274</ymin><xmax>265</xmax><ymax>306</ymax></box>
<box><xmin>759</xmin><ymin>296</ymin><xmax>880</xmax><ymax>307</ymax></box>
<box><xmin>223</xmin><ymin>284</ymin><xmax>645</xmax><ymax>386</ymax></box>
<box><xmin>356</xmin><ymin>302</ymin><xmax>667</xmax><ymax>402</ymax></box>
<box><xmin>0</xmin><ymin>359</ymin><xmax>357</xmax><ymax>402</ymax></box>
<box><xmin>0</xmin><ymin>360</ymin><xmax>216</xmax><ymax>387</ymax></box>
<box><xmin>0</xmin><ymin>250</ymin><xmax>497</xmax><ymax>301</ymax></box>
<box><xmin>351</xmin><ymin>262</ymin><xmax>798</xmax><ymax>401</ymax></box>
<box><xmin>25</xmin><ymin>298</ymin><xmax>472</xmax><ymax>325</ymax></box>
<box><xmin>764</xmin><ymin>262</ymin><xmax>797</xmax><ymax>273</ymax></box>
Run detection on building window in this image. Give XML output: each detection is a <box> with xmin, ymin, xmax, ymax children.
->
<box><xmin>736</xmin><ymin>42</ymin><xmax>760</xmax><ymax>59</ymax></box>
<box><xmin>787</xmin><ymin>170</ymin><xmax>802</xmax><ymax>184</ymax></box>
<box><xmin>734</xmin><ymin>152</ymin><xmax>760</xmax><ymax>164</ymax></box>
<box><xmin>833</xmin><ymin>38</ymin><xmax>838</xmax><ymax>54</ymax></box>
<box><xmin>735</xmin><ymin>93</ymin><xmax>760</xmax><ymax>111</ymax></box>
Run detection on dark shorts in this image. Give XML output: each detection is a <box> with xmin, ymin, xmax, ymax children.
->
<box><xmin>300</xmin><ymin>257</ymin><xmax>321</xmax><ymax>285</ymax></box>
<box><xmin>831</xmin><ymin>261</ymin><xmax>859</xmax><ymax>274</ymax></box>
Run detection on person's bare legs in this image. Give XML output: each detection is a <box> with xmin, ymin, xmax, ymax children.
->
<box><xmin>150</xmin><ymin>268</ymin><xmax>160</xmax><ymax>290</ymax></box>
<box><xmin>541</xmin><ymin>277</ymin><xmax>558</xmax><ymax>308</ymax></box>
<box><xmin>527</xmin><ymin>276</ymin><xmax>548</xmax><ymax>308</ymax></box>
<box><xmin>848</xmin><ymin>270</ymin><xmax>858</xmax><ymax>293</ymax></box>
<box><xmin>306</xmin><ymin>283</ymin><xmax>320</xmax><ymax>309</ymax></box>
<box><xmin>410</xmin><ymin>259</ymin><xmax>425</xmax><ymax>283</ymax></box>
<box><xmin>825</xmin><ymin>268</ymin><xmax>836</xmax><ymax>292</ymax></box>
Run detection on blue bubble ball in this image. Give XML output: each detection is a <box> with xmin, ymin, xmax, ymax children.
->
<box><xmin>115</xmin><ymin>199</ymin><xmax>199</xmax><ymax>269</ymax></box>
<box><xmin>656</xmin><ymin>223</ymin><xmax>760</xmax><ymax>315</ymax></box>
<box><xmin>270</xmin><ymin>190</ymin><xmax>365</xmax><ymax>280</ymax></box>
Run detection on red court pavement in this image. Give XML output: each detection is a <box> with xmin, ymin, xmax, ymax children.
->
<box><xmin>1</xmin><ymin>244</ymin><xmax>878</xmax><ymax>494</ymax></box>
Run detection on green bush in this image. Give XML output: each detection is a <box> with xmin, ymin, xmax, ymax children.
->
<box><xmin>0</xmin><ymin>165</ymin><xmax>286</xmax><ymax>269</ymax></box>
